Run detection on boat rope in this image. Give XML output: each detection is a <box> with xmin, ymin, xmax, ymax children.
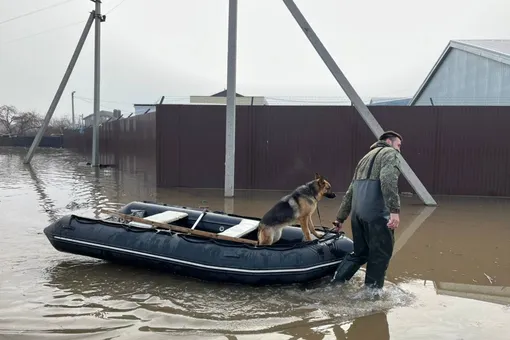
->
<box><xmin>316</xmin><ymin>201</ymin><xmax>343</xmax><ymax>237</ymax></box>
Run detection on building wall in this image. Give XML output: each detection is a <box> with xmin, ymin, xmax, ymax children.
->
<box><xmin>83</xmin><ymin>115</ymin><xmax>111</xmax><ymax>127</ymax></box>
<box><xmin>134</xmin><ymin>105</ymin><xmax>156</xmax><ymax>115</ymax></box>
<box><xmin>413</xmin><ymin>48</ymin><xmax>510</xmax><ymax>105</ymax></box>
<box><xmin>83</xmin><ymin>110</ymin><xmax>118</xmax><ymax>127</ymax></box>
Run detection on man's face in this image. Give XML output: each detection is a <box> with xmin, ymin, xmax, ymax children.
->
<box><xmin>387</xmin><ymin>137</ymin><xmax>402</xmax><ymax>152</ymax></box>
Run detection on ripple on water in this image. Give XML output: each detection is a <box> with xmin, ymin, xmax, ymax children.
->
<box><xmin>19</xmin><ymin>259</ymin><xmax>416</xmax><ymax>335</ymax></box>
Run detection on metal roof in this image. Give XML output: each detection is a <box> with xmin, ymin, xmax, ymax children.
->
<box><xmin>409</xmin><ymin>39</ymin><xmax>510</xmax><ymax>105</ymax></box>
<box><xmin>456</xmin><ymin>39</ymin><xmax>510</xmax><ymax>57</ymax></box>
<box><xmin>369</xmin><ymin>97</ymin><xmax>411</xmax><ymax>106</ymax></box>
<box><xmin>211</xmin><ymin>89</ymin><xmax>244</xmax><ymax>97</ymax></box>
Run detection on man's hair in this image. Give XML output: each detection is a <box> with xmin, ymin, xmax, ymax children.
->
<box><xmin>379</xmin><ymin>130</ymin><xmax>403</xmax><ymax>142</ymax></box>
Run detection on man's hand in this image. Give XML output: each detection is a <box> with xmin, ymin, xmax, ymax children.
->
<box><xmin>332</xmin><ymin>220</ymin><xmax>343</xmax><ymax>232</ymax></box>
<box><xmin>387</xmin><ymin>213</ymin><xmax>400</xmax><ymax>229</ymax></box>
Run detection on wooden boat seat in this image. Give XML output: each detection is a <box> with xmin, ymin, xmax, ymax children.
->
<box><xmin>218</xmin><ymin>219</ymin><xmax>260</xmax><ymax>238</ymax></box>
<box><xmin>128</xmin><ymin>211</ymin><xmax>189</xmax><ymax>229</ymax></box>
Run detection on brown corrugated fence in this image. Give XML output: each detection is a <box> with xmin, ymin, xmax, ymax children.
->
<box><xmin>63</xmin><ymin>105</ymin><xmax>510</xmax><ymax>197</ymax></box>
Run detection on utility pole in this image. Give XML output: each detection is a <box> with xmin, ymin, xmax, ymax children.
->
<box><xmin>224</xmin><ymin>0</ymin><xmax>238</xmax><ymax>197</ymax></box>
<box><xmin>91</xmin><ymin>0</ymin><xmax>104</xmax><ymax>167</ymax></box>
<box><xmin>23</xmin><ymin>11</ymin><xmax>95</xmax><ymax>164</ymax></box>
<box><xmin>281</xmin><ymin>0</ymin><xmax>437</xmax><ymax>206</ymax></box>
<box><xmin>71</xmin><ymin>90</ymin><xmax>76</xmax><ymax>127</ymax></box>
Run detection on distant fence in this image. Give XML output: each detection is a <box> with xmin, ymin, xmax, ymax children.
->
<box><xmin>0</xmin><ymin>135</ymin><xmax>63</xmax><ymax>148</ymax></box>
<box><xmin>63</xmin><ymin>105</ymin><xmax>510</xmax><ymax>197</ymax></box>
<box><xmin>64</xmin><ymin>113</ymin><xmax>157</xmax><ymax>176</ymax></box>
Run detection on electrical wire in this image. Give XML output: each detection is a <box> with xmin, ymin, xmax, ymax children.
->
<box><xmin>74</xmin><ymin>96</ymin><xmax>129</xmax><ymax>112</ymax></box>
<box><xmin>0</xmin><ymin>0</ymin><xmax>79</xmax><ymax>26</ymax></box>
<box><xmin>0</xmin><ymin>0</ymin><xmax>130</xmax><ymax>45</ymax></box>
<box><xmin>1</xmin><ymin>19</ymin><xmax>87</xmax><ymax>45</ymax></box>
<box><xmin>75</xmin><ymin>96</ymin><xmax>133</xmax><ymax>106</ymax></box>
<box><xmin>104</xmin><ymin>0</ymin><xmax>129</xmax><ymax>15</ymax></box>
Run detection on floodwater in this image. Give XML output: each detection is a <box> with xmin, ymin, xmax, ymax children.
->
<box><xmin>1</xmin><ymin>146</ymin><xmax>509</xmax><ymax>340</ymax></box>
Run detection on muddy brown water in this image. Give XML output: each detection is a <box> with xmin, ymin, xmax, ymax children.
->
<box><xmin>1</xmin><ymin>146</ymin><xmax>509</xmax><ymax>339</ymax></box>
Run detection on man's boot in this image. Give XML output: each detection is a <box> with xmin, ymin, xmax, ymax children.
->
<box><xmin>330</xmin><ymin>258</ymin><xmax>360</xmax><ymax>284</ymax></box>
<box><xmin>363</xmin><ymin>266</ymin><xmax>387</xmax><ymax>300</ymax></box>
<box><xmin>364</xmin><ymin>273</ymin><xmax>386</xmax><ymax>289</ymax></box>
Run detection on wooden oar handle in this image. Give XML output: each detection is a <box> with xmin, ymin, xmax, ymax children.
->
<box><xmin>100</xmin><ymin>209</ymin><xmax>259</xmax><ymax>246</ymax></box>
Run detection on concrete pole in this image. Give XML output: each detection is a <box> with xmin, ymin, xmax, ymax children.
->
<box><xmin>71</xmin><ymin>91</ymin><xmax>76</xmax><ymax>127</ymax></box>
<box><xmin>23</xmin><ymin>11</ymin><xmax>95</xmax><ymax>164</ymax></box>
<box><xmin>91</xmin><ymin>0</ymin><xmax>103</xmax><ymax>167</ymax></box>
<box><xmin>224</xmin><ymin>0</ymin><xmax>238</xmax><ymax>197</ymax></box>
<box><xmin>281</xmin><ymin>0</ymin><xmax>437</xmax><ymax>206</ymax></box>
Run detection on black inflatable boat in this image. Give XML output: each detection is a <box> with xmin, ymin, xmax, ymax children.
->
<box><xmin>43</xmin><ymin>201</ymin><xmax>354</xmax><ymax>285</ymax></box>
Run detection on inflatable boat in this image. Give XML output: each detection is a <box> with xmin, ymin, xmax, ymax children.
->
<box><xmin>43</xmin><ymin>201</ymin><xmax>354</xmax><ymax>285</ymax></box>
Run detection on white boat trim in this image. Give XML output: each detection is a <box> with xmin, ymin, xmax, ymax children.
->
<box><xmin>53</xmin><ymin>236</ymin><xmax>342</xmax><ymax>274</ymax></box>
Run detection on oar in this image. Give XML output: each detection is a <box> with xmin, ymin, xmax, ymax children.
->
<box><xmin>100</xmin><ymin>209</ymin><xmax>259</xmax><ymax>246</ymax></box>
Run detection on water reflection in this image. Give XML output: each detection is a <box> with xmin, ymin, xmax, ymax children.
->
<box><xmin>25</xmin><ymin>163</ymin><xmax>59</xmax><ymax>222</ymax></box>
<box><xmin>44</xmin><ymin>259</ymin><xmax>399</xmax><ymax>338</ymax></box>
<box><xmin>392</xmin><ymin>206</ymin><xmax>437</xmax><ymax>256</ymax></box>
<box><xmin>434</xmin><ymin>281</ymin><xmax>510</xmax><ymax>306</ymax></box>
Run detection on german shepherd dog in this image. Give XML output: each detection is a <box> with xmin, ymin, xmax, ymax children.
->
<box><xmin>257</xmin><ymin>173</ymin><xmax>336</xmax><ymax>246</ymax></box>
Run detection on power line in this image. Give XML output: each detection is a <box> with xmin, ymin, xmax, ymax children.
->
<box><xmin>75</xmin><ymin>95</ymin><xmax>133</xmax><ymax>106</ymax></box>
<box><xmin>0</xmin><ymin>0</ymin><xmax>79</xmax><ymax>26</ymax></box>
<box><xmin>1</xmin><ymin>19</ymin><xmax>87</xmax><ymax>45</ymax></box>
<box><xmin>104</xmin><ymin>0</ymin><xmax>129</xmax><ymax>15</ymax></box>
<box><xmin>74</xmin><ymin>96</ymin><xmax>127</xmax><ymax>111</ymax></box>
<box><xmin>1</xmin><ymin>0</ymin><xmax>131</xmax><ymax>45</ymax></box>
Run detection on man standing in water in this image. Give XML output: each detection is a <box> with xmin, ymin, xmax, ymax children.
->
<box><xmin>331</xmin><ymin>131</ymin><xmax>403</xmax><ymax>290</ymax></box>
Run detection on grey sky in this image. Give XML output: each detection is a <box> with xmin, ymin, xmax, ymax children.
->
<box><xmin>1</xmin><ymin>0</ymin><xmax>509</xmax><ymax>119</ymax></box>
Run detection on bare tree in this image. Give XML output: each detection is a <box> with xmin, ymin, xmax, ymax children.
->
<box><xmin>13</xmin><ymin>110</ymin><xmax>42</xmax><ymax>136</ymax></box>
<box><xmin>1</xmin><ymin>104</ymin><xmax>76</xmax><ymax>136</ymax></box>
<box><xmin>1</xmin><ymin>105</ymin><xmax>42</xmax><ymax>136</ymax></box>
<box><xmin>49</xmin><ymin>116</ymin><xmax>73</xmax><ymax>134</ymax></box>
<box><xmin>0</xmin><ymin>105</ymin><xmax>17</xmax><ymax>135</ymax></box>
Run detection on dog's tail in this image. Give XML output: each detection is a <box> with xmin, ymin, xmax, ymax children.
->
<box><xmin>256</xmin><ymin>222</ymin><xmax>263</xmax><ymax>245</ymax></box>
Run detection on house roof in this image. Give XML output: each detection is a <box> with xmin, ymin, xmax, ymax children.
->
<box><xmin>369</xmin><ymin>97</ymin><xmax>411</xmax><ymax>106</ymax></box>
<box><xmin>409</xmin><ymin>39</ymin><xmax>510</xmax><ymax>105</ymax></box>
<box><xmin>211</xmin><ymin>89</ymin><xmax>244</xmax><ymax>97</ymax></box>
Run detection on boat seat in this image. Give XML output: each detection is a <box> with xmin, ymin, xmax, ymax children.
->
<box><xmin>128</xmin><ymin>211</ymin><xmax>189</xmax><ymax>229</ymax></box>
<box><xmin>218</xmin><ymin>219</ymin><xmax>260</xmax><ymax>238</ymax></box>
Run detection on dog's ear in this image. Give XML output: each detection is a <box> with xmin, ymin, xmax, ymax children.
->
<box><xmin>315</xmin><ymin>172</ymin><xmax>325</xmax><ymax>184</ymax></box>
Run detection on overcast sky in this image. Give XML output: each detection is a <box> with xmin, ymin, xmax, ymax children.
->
<box><xmin>1</xmin><ymin>0</ymin><xmax>509</xmax><ymax>119</ymax></box>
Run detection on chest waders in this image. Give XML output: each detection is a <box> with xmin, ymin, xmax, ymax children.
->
<box><xmin>331</xmin><ymin>146</ymin><xmax>396</xmax><ymax>289</ymax></box>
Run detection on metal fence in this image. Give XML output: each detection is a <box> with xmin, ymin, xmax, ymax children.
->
<box><xmin>0</xmin><ymin>135</ymin><xmax>63</xmax><ymax>148</ymax></box>
<box><xmin>63</xmin><ymin>105</ymin><xmax>510</xmax><ymax>197</ymax></box>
